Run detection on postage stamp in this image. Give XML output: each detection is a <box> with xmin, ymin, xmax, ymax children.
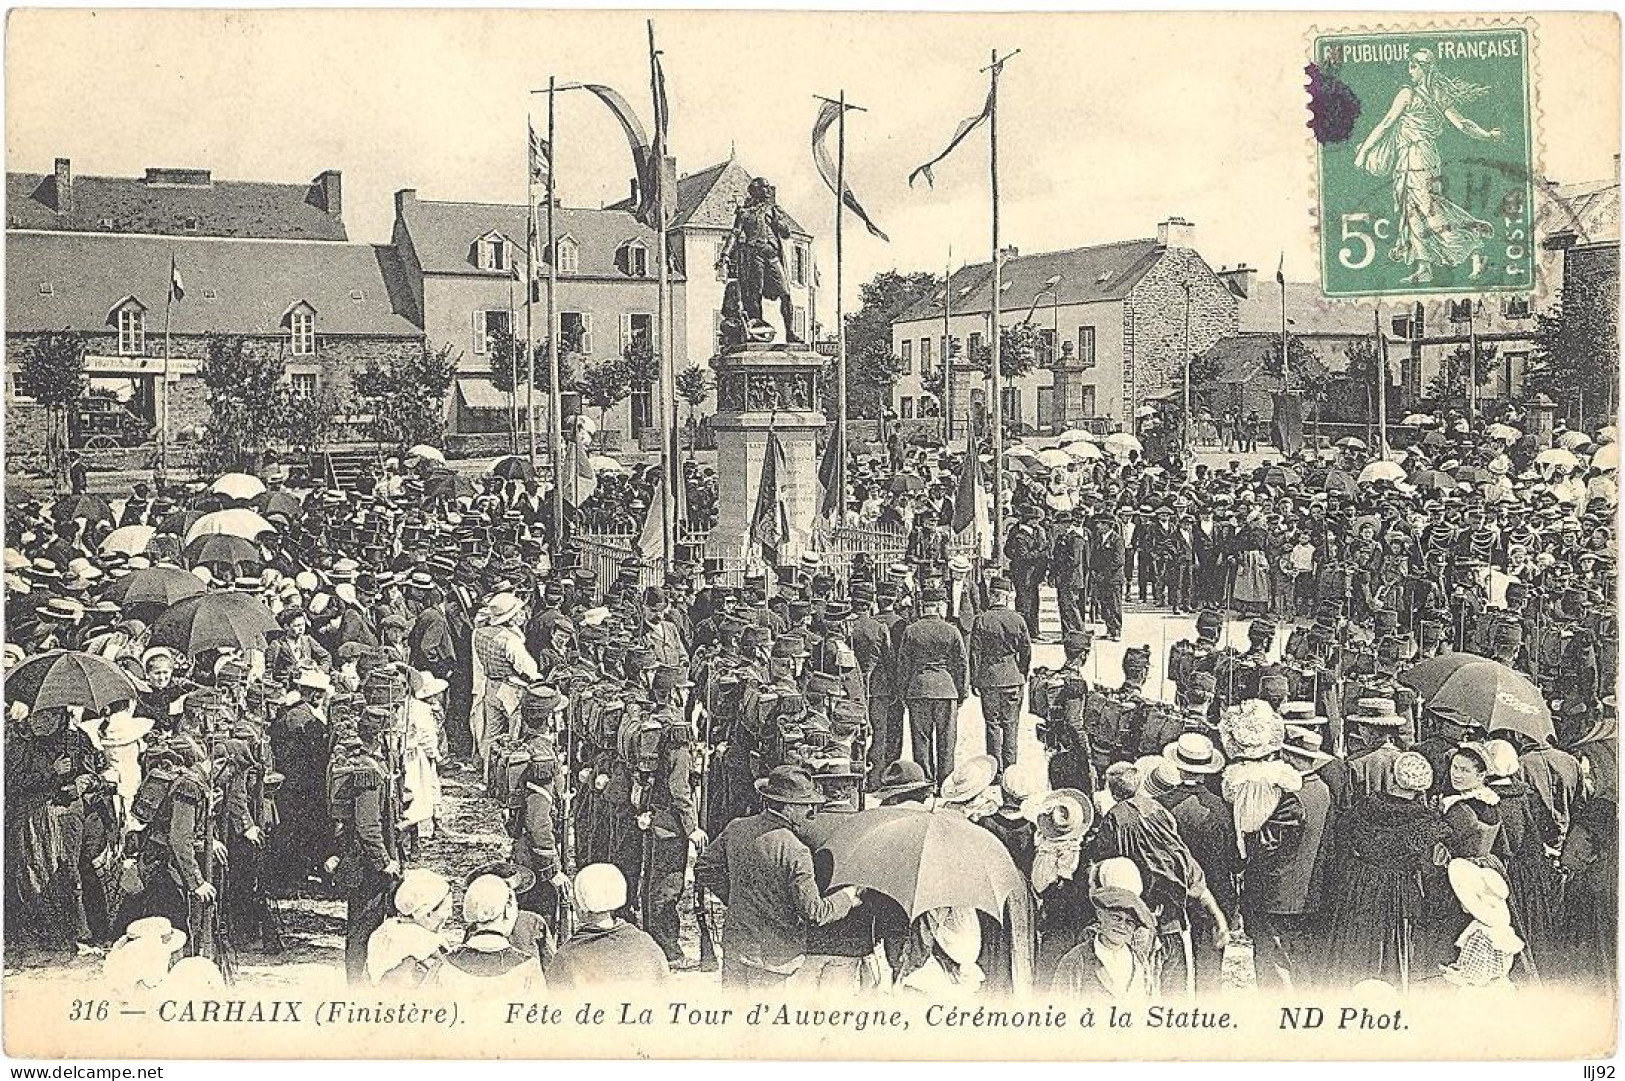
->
<box><xmin>1310</xmin><ymin>25</ymin><xmax>1536</xmax><ymax>299</ymax></box>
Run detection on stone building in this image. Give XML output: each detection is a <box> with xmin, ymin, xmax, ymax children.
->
<box><xmin>889</xmin><ymin>218</ymin><xmax>1239</xmax><ymax>435</ymax></box>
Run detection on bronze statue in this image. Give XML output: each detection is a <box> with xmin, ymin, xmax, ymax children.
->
<box><xmin>715</xmin><ymin>177</ymin><xmax>800</xmax><ymax>347</ymax></box>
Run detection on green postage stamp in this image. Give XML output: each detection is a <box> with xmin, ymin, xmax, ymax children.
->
<box><xmin>1311</xmin><ymin>26</ymin><xmax>1535</xmax><ymax>298</ymax></box>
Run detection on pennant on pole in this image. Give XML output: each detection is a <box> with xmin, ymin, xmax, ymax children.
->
<box><xmin>169</xmin><ymin>255</ymin><xmax>185</xmax><ymax>302</ymax></box>
<box><xmin>581</xmin><ymin>84</ymin><xmax>660</xmax><ymax>229</ymax></box>
<box><xmin>812</xmin><ymin>100</ymin><xmax>889</xmax><ymax>242</ymax></box>
<box><xmin>815</xmin><ymin>431</ymin><xmax>842</xmax><ymax>523</ymax></box>
<box><xmin>1275</xmin><ymin>251</ymin><xmax>1285</xmax><ymax>286</ymax></box>
<box><xmin>750</xmin><ymin>430</ymin><xmax>791</xmax><ymax>565</ymax></box>
<box><xmin>562</xmin><ymin>437</ymin><xmax>597</xmax><ymax>507</ymax></box>
<box><xmin>908</xmin><ymin>85</ymin><xmax>994</xmax><ymax>188</ymax></box>
<box><xmin>637</xmin><ymin>472</ymin><xmax>667</xmax><ymax>563</ymax></box>
<box><xmin>529</xmin><ymin>119</ymin><xmax>551</xmax><ymax>187</ymax></box>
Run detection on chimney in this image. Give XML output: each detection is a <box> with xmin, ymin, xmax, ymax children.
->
<box><xmin>52</xmin><ymin>157</ymin><xmax>71</xmax><ymax>214</ymax></box>
<box><xmin>1156</xmin><ymin>216</ymin><xmax>1196</xmax><ymax>250</ymax></box>
<box><xmin>314</xmin><ymin>169</ymin><xmax>343</xmax><ymax>218</ymax></box>
<box><xmin>394</xmin><ymin>189</ymin><xmax>417</xmax><ymax>219</ymax></box>
<box><xmin>998</xmin><ymin>245</ymin><xmax>1020</xmax><ymax>262</ymax></box>
<box><xmin>1216</xmin><ymin>263</ymin><xmax>1257</xmax><ymax>299</ymax></box>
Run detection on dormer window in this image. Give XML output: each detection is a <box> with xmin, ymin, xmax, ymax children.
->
<box><xmin>283</xmin><ymin>301</ymin><xmax>317</xmax><ymax>356</ymax></box>
<box><xmin>556</xmin><ymin>236</ymin><xmax>580</xmax><ymax>275</ymax></box>
<box><xmin>478</xmin><ymin>233</ymin><xmax>509</xmax><ymax>273</ymax></box>
<box><xmin>108</xmin><ymin>298</ymin><xmax>147</xmax><ymax>356</ymax></box>
<box><xmin>620</xmin><ymin>240</ymin><xmax>649</xmax><ymax>278</ymax></box>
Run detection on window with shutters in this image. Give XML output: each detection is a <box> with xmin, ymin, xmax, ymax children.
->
<box><xmin>793</xmin><ymin>245</ymin><xmax>808</xmax><ymax>286</ymax></box>
<box><xmin>289</xmin><ymin>309</ymin><xmax>316</xmax><ymax>356</ymax></box>
<box><xmin>560</xmin><ymin>311</ymin><xmax>591</xmax><ymax>355</ymax></box>
<box><xmin>919</xmin><ymin>337</ymin><xmax>933</xmax><ymax>369</ymax></box>
<box><xmin>473</xmin><ymin>309</ymin><xmax>511</xmax><ymax>355</ymax></box>
<box><xmin>900</xmin><ymin>339</ymin><xmax>913</xmax><ymax>373</ymax></box>
<box><xmin>1076</xmin><ymin>326</ymin><xmax>1096</xmax><ymax>370</ymax></box>
<box><xmin>900</xmin><ymin>396</ymin><xmax>915</xmax><ymax>420</ymax></box>
<box><xmin>1001</xmin><ymin>386</ymin><xmax>1021</xmax><ymax>420</ymax></box>
<box><xmin>478</xmin><ymin>235</ymin><xmax>508</xmax><ymax>272</ymax></box>
<box><xmin>793</xmin><ymin>307</ymin><xmax>808</xmax><ymax>342</ymax></box>
<box><xmin>555</xmin><ymin>237</ymin><xmax>580</xmax><ymax>275</ymax></box>
<box><xmin>620</xmin><ymin>312</ymin><xmax>653</xmax><ymax>354</ymax></box>
<box><xmin>622</xmin><ymin>241</ymin><xmax>649</xmax><ymax>278</ymax></box>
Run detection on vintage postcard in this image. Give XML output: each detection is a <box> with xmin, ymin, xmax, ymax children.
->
<box><xmin>2</xmin><ymin>7</ymin><xmax>1619</xmax><ymax>1064</ymax></box>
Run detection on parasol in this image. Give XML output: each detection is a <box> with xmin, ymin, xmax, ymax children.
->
<box><xmin>1407</xmin><ymin>469</ymin><xmax>1454</xmax><ymax>490</ymax></box>
<box><xmin>148</xmin><ymin>592</ymin><xmax>279</xmax><ymax>656</ymax></box>
<box><xmin>209</xmin><ymin>472</ymin><xmax>266</xmax><ymax>501</ymax></box>
<box><xmin>818</xmin><ymin>806</ymin><xmax>1027</xmax><ymax>920</ymax></box>
<box><xmin>255</xmin><ymin>491</ymin><xmax>303</xmax><ymax>520</ymax></box>
<box><xmin>1103</xmin><ymin>433</ymin><xmax>1142</xmax><ymax>457</ymax></box>
<box><xmin>183</xmin><ymin>508</ymin><xmax>276</xmax><ymax>547</ymax></box>
<box><xmin>184</xmin><ymin>533</ymin><xmax>263</xmax><ymax>567</ymax></box>
<box><xmin>1421</xmin><ymin>431</ymin><xmax>1448</xmax><ymax>448</ymax></box>
<box><xmin>1322</xmin><ymin>470</ymin><xmax>1358</xmax><ymax>497</ymax></box>
<box><xmin>1056</xmin><ymin>428</ymin><xmax>1095</xmax><ymax>444</ymax></box>
<box><xmin>6</xmin><ymin>650</ymin><xmax>139</xmax><ymax>712</ymax></box>
<box><xmin>491</xmin><ymin>455</ymin><xmax>536</xmax><ymax>481</ymax></box>
<box><xmin>1535</xmin><ymin>448</ymin><xmax>1581</xmax><ymax>471</ymax></box>
<box><xmin>1062</xmin><ymin>441</ymin><xmax>1102</xmax><ymax>461</ymax></box>
<box><xmin>1263</xmin><ymin>465</ymin><xmax>1302</xmax><ymax>488</ymax></box>
<box><xmin>1485</xmin><ymin>423</ymin><xmax>1523</xmax><ymax>442</ymax></box>
<box><xmin>1358</xmin><ymin>460</ymin><xmax>1405</xmax><ymax>484</ymax></box>
<box><xmin>1558</xmin><ymin>430</ymin><xmax>1593</xmax><ymax>451</ymax></box>
<box><xmin>52</xmin><ymin>495</ymin><xmax>114</xmax><ymax>526</ymax></box>
<box><xmin>100</xmin><ymin>525</ymin><xmax>157</xmax><ymax>557</ymax></box>
<box><xmin>1004</xmin><ymin>444</ymin><xmax>1037</xmax><ymax>458</ymax></box>
<box><xmin>1399</xmin><ymin>652</ymin><xmax>1553</xmax><ymax>743</ymax></box>
<box><xmin>889</xmin><ymin>474</ymin><xmax>927</xmax><ymax>493</ymax></box>
<box><xmin>1453</xmin><ymin>466</ymin><xmax>1494</xmax><ymax>485</ymax></box>
<box><xmin>588</xmin><ymin>454</ymin><xmax>627</xmax><ymax>475</ymax></box>
<box><xmin>406</xmin><ymin>444</ymin><xmax>447</xmax><ymax>464</ymax></box>
<box><xmin>102</xmin><ymin>566</ymin><xmax>207</xmax><ymax>613</ymax></box>
<box><xmin>1401</xmin><ymin>413</ymin><xmax>1436</xmax><ymax>426</ymax></box>
<box><xmin>1035</xmin><ymin>448</ymin><xmax>1073</xmax><ymax>469</ymax></box>
<box><xmin>1335</xmin><ymin>436</ymin><xmax>1369</xmax><ymax>452</ymax></box>
<box><xmin>1594</xmin><ymin>443</ymin><xmax>1619</xmax><ymax>472</ymax></box>
<box><xmin>156</xmin><ymin>508</ymin><xmax>206</xmax><ymax>538</ymax></box>
<box><xmin>1597</xmin><ymin>425</ymin><xmax>1617</xmax><ymax>445</ymax></box>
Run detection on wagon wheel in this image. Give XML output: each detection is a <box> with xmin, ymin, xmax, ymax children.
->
<box><xmin>82</xmin><ymin>435</ymin><xmax>117</xmax><ymax>452</ymax></box>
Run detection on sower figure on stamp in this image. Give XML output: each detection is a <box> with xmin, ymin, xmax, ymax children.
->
<box><xmin>715</xmin><ymin>177</ymin><xmax>801</xmax><ymax>344</ymax></box>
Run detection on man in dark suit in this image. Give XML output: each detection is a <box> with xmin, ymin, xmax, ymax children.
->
<box><xmin>969</xmin><ymin>577</ymin><xmax>1032</xmax><ymax>773</ymax></box>
<box><xmin>945</xmin><ymin>554</ymin><xmax>985</xmax><ymax>638</ymax></box>
<box><xmin>895</xmin><ymin>585</ymin><xmax>968</xmax><ymax>782</ymax></box>
<box><xmin>693</xmin><ymin>766</ymin><xmax>862</xmax><ymax>991</ymax></box>
<box><xmin>1086</xmin><ymin>509</ymin><xmax>1127</xmax><ymax>640</ymax></box>
<box><xmin>1004</xmin><ymin>505</ymin><xmax>1050</xmax><ymax>638</ymax></box>
<box><xmin>849</xmin><ymin>583</ymin><xmax>903</xmax><ymax>783</ymax></box>
<box><xmin>1050</xmin><ymin>511</ymin><xmax>1089</xmax><ymax>638</ymax></box>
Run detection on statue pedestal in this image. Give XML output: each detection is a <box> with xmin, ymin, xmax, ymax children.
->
<box><xmin>707</xmin><ymin>345</ymin><xmax>827</xmax><ymax>564</ymax></box>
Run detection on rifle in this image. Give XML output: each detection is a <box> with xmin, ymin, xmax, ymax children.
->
<box><xmin>196</xmin><ymin>728</ymin><xmax>235</xmax><ymax>983</ymax></box>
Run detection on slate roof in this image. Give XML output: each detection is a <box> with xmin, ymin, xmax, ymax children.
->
<box><xmin>895</xmin><ymin>239</ymin><xmax>1165</xmax><ymax>324</ymax></box>
<box><xmin>6</xmin><ymin>169</ymin><xmax>347</xmax><ymax>241</ymax></box>
<box><xmin>7</xmin><ymin>231</ymin><xmax>421</xmax><ymax>338</ymax></box>
<box><xmin>1538</xmin><ymin>177</ymin><xmax>1620</xmax><ymax>247</ymax></box>
<box><xmin>1237</xmin><ymin>280</ymin><xmax>1379</xmax><ymax>336</ymax></box>
<box><xmin>608</xmin><ymin>157</ymin><xmax>809</xmax><ymax>236</ymax></box>
<box><xmin>396</xmin><ymin>194</ymin><xmax>676</xmax><ymax>281</ymax></box>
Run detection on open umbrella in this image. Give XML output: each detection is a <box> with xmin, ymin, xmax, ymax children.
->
<box><xmin>421</xmin><ymin>470</ymin><xmax>474</xmax><ymax>500</ymax></box>
<box><xmin>100</xmin><ymin>524</ymin><xmax>157</xmax><ymax>557</ymax></box>
<box><xmin>1335</xmin><ymin>436</ymin><xmax>1369</xmax><ymax>452</ymax></box>
<box><xmin>1056</xmin><ymin>428</ymin><xmax>1095</xmax><ymax>444</ymax></box>
<box><xmin>52</xmin><ymin>495</ymin><xmax>113</xmax><ymax>526</ymax></box>
<box><xmin>1103</xmin><ymin>433</ymin><xmax>1142</xmax><ymax>458</ymax></box>
<box><xmin>156</xmin><ymin>508</ymin><xmax>206</xmax><ymax>538</ymax></box>
<box><xmin>1401</xmin><ymin>413</ymin><xmax>1435</xmax><ymax>426</ymax></box>
<box><xmin>889</xmin><ymin>474</ymin><xmax>927</xmax><ymax>493</ymax></box>
<box><xmin>491</xmin><ymin>455</ymin><xmax>536</xmax><ymax>481</ymax></box>
<box><xmin>185</xmin><ymin>533</ymin><xmax>263</xmax><ymax>567</ymax></box>
<box><xmin>818</xmin><ymin>805</ymin><xmax>1027</xmax><ymax>920</ymax></box>
<box><xmin>6</xmin><ymin>650</ymin><xmax>139</xmax><ymax>712</ymax></box>
<box><xmin>255</xmin><ymin>491</ymin><xmax>303</xmax><ymax>520</ymax></box>
<box><xmin>148</xmin><ymin>592</ymin><xmax>279</xmax><ymax>656</ymax></box>
<box><xmin>1597</xmin><ymin>425</ymin><xmax>1617</xmax><ymax>445</ymax></box>
<box><xmin>183</xmin><ymin>508</ymin><xmax>275</xmax><ymax>547</ymax></box>
<box><xmin>209</xmin><ymin>472</ymin><xmax>266</xmax><ymax>501</ymax></box>
<box><xmin>1485</xmin><ymin>423</ymin><xmax>1523</xmax><ymax>442</ymax></box>
<box><xmin>1535</xmin><ymin>448</ymin><xmax>1581</xmax><ymax>471</ymax></box>
<box><xmin>1323</xmin><ymin>469</ymin><xmax>1358</xmax><ymax>497</ymax></box>
<box><xmin>1358</xmin><ymin>460</ymin><xmax>1405</xmax><ymax>484</ymax></box>
<box><xmin>1421</xmin><ymin>431</ymin><xmax>1448</xmax><ymax>448</ymax></box>
<box><xmin>1558</xmin><ymin>430</ymin><xmax>1593</xmax><ymax>451</ymax></box>
<box><xmin>406</xmin><ymin>444</ymin><xmax>446</xmax><ymax>464</ymax></box>
<box><xmin>1263</xmin><ymin>465</ymin><xmax>1302</xmax><ymax>487</ymax></box>
<box><xmin>102</xmin><ymin>566</ymin><xmax>207</xmax><ymax>613</ymax></box>
<box><xmin>588</xmin><ymin>454</ymin><xmax>627</xmax><ymax>475</ymax></box>
<box><xmin>1004</xmin><ymin>444</ymin><xmax>1037</xmax><ymax>458</ymax></box>
<box><xmin>1035</xmin><ymin>448</ymin><xmax>1073</xmax><ymax>469</ymax></box>
<box><xmin>1594</xmin><ymin>443</ymin><xmax>1619</xmax><ymax>472</ymax></box>
<box><xmin>1062</xmin><ymin>441</ymin><xmax>1102</xmax><ymax>461</ymax></box>
<box><xmin>1454</xmin><ymin>466</ymin><xmax>1494</xmax><ymax>485</ymax></box>
<box><xmin>1399</xmin><ymin>652</ymin><xmax>1553</xmax><ymax>743</ymax></box>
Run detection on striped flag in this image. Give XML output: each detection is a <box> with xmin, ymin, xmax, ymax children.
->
<box><xmin>169</xmin><ymin>255</ymin><xmax>185</xmax><ymax>302</ymax></box>
<box><xmin>750</xmin><ymin>430</ymin><xmax>791</xmax><ymax>566</ymax></box>
<box><xmin>1276</xmin><ymin>252</ymin><xmax>1285</xmax><ymax>286</ymax></box>
<box><xmin>909</xmin><ymin>84</ymin><xmax>994</xmax><ymax>188</ymax></box>
<box><xmin>529</xmin><ymin>120</ymin><xmax>551</xmax><ymax>187</ymax></box>
<box><xmin>812</xmin><ymin>99</ymin><xmax>889</xmax><ymax>242</ymax></box>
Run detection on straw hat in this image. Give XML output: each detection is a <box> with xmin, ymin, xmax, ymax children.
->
<box><xmin>1164</xmin><ymin>732</ymin><xmax>1226</xmax><ymax>774</ymax></box>
<box><xmin>939</xmin><ymin>755</ymin><xmax>998</xmax><ymax>804</ymax></box>
<box><xmin>481</xmin><ymin>592</ymin><xmax>525</xmax><ymax>625</ymax></box>
<box><xmin>1034</xmin><ymin>787</ymin><xmax>1094</xmax><ymax>844</ymax></box>
<box><xmin>1447</xmin><ymin>858</ymin><xmax>1513</xmax><ymax>929</ymax></box>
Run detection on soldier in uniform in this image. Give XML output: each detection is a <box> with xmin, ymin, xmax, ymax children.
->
<box><xmin>969</xmin><ymin>577</ymin><xmax>1032</xmax><ymax>773</ymax></box>
<box><xmin>120</xmin><ymin>735</ymin><xmax>222</xmax><ymax>956</ymax></box>
<box><xmin>329</xmin><ymin>706</ymin><xmax>401</xmax><ymax>984</ymax></box>
<box><xmin>641</xmin><ymin>665</ymin><xmax>703</xmax><ymax>966</ymax></box>
<box><xmin>1168</xmin><ymin>609</ymin><xmax>1223</xmax><ymax>708</ymax></box>
<box><xmin>1006</xmin><ymin>504</ymin><xmax>1050</xmax><ymax>638</ymax></box>
<box><xmin>1036</xmin><ymin>630</ymin><xmax>1098</xmax><ymax>795</ymax></box>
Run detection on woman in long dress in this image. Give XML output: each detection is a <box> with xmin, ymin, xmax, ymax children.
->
<box><xmin>1354</xmin><ymin>48</ymin><xmax>1505</xmax><ymax>284</ymax></box>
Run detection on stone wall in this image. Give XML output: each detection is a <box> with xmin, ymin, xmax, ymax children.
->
<box><xmin>1123</xmin><ymin>247</ymin><xmax>1240</xmax><ymax>417</ymax></box>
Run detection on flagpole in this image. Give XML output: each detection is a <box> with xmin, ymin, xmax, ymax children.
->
<box><xmin>834</xmin><ymin>89</ymin><xmax>848</xmax><ymax>535</ymax></box>
<box><xmin>650</xmin><ymin>19</ymin><xmax>676</xmax><ymax>566</ymax></box>
<box><xmin>546</xmin><ymin>81</ymin><xmax>566</xmax><ymax>551</ymax></box>
<box><xmin>1375</xmin><ymin>308</ymin><xmax>1390</xmax><ymax>458</ymax></box>
<box><xmin>161</xmin><ymin>252</ymin><xmax>174</xmax><ymax>482</ymax></box>
<box><xmin>507</xmin><ymin>277</ymin><xmax>519</xmax><ymax>456</ymax></box>
<box><xmin>525</xmin><ymin>117</ymin><xmax>537</xmax><ymax>475</ymax></box>
<box><xmin>985</xmin><ymin>48</ymin><xmax>1017</xmax><ymax>566</ymax></box>
<box><xmin>944</xmin><ymin>247</ymin><xmax>954</xmax><ymax>449</ymax></box>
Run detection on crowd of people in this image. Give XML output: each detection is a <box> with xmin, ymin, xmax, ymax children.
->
<box><xmin>2</xmin><ymin>400</ymin><xmax>1616</xmax><ymax>1002</ymax></box>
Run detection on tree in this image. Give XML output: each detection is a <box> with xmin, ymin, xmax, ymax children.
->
<box><xmin>198</xmin><ymin>334</ymin><xmax>334</xmax><ymax>472</ymax></box>
<box><xmin>1426</xmin><ymin>340</ymin><xmax>1497</xmax><ymax>408</ymax></box>
<box><xmin>1529</xmin><ymin>272</ymin><xmax>1620</xmax><ymax>417</ymax></box>
<box><xmin>829</xmin><ymin>269</ymin><xmax>942</xmax><ymax>418</ymax></box>
<box><xmin>675</xmin><ymin>364</ymin><xmax>712</xmax><ymax>416</ymax></box>
<box><xmin>1261</xmin><ymin>334</ymin><xmax>1328</xmax><ymax>395</ymax></box>
<box><xmin>15</xmin><ymin>330</ymin><xmax>87</xmax><ymax>480</ymax></box>
<box><xmin>575</xmin><ymin>356</ymin><xmax>632</xmax><ymax>434</ymax></box>
<box><xmin>967</xmin><ymin>321</ymin><xmax>1041</xmax><ymax>380</ymax></box>
<box><xmin>352</xmin><ymin>342</ymin><xmax>459</xmax><ymax>452</ymax></box>
<box><xmin>488</xmin><ymin>327</ymin><xmax>579</xmax><ymax>394</ymax></box>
